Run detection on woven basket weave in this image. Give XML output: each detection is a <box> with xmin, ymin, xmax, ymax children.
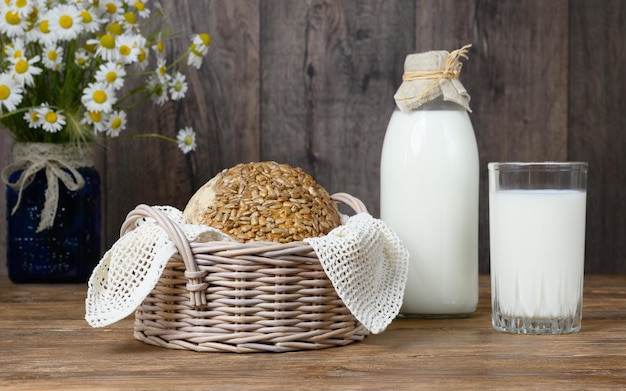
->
<box><xmin>121</xmin><ymin>193</ymin><xmax>370</xmax><ymax>353</ymax></box>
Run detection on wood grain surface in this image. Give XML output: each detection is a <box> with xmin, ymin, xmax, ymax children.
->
<box><xmin>1</xmin><ymin>275</ymin><xmax>626</xmax><ymax>390</ymax></box>
<box><xmin>1</xmin><ymin>0</ymin><xmax>624</xmax><ymax>275</ymax></box>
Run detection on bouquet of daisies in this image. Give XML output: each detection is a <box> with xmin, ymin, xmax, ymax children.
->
<box><xmin>0</xmin><ymin>0</ymin><xmax>209</xmax><ymax>154</ymax></box>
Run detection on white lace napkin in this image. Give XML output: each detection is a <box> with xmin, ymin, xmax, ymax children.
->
<box><xmin>85</xmin><ymin>206</ymin><xmax>408</xmax><ymax>334</ymax></box>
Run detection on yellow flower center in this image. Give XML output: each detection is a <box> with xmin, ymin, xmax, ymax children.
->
<box><xmin>5</xmin><ymin>10</ymin><xmax>21</xmax><ymax>25</ymax></box>
<box><xmin>124</xmin><ymin>12</ymin><xmax>136</xmax><ymax>25</ymax></box>
<box><xmin>16</xmin><ymin>0</ymin><xmax>27</xmax><ymax>8</ymax></box>
<box><xmin>135</xmin><ymin>1</ymin><xmax>145</xmax><ymax>11</ymax></box>
<box><xmin>48</xmin><ymin>51</ymin><xmax>58</xmax><ymax>61</ymax></box>
<box><xmin>28</xmin><ymin>6</ymin><xmax>38</xmax><ymax>21</ymax></box>
<box><xmin>0</xmin><ymin>85</ymin><xmax>10</xmax><ymax>100</ymax></box>
<box><xmin>13</xmin><ymin>49</ymin><xmax>22</xmax><ymax>59</ymax></box>
<box><xmin>100</xmin><ymin>34</ymin><xmax>116</xmax><ymax>49</ymax></box>
<box><xmin>107</xmin><ymin>22</ymin><xmax>122</xmax><ymax>35</ymax></box>
<box><xmin>111</xmin><ymin>117</ymin><xmax>122</xmax><ymax>129</ymax></box>
<box><xmin>45</xmin><ymin>111</ymin><xmax>58</xmax><ymax>124</ymax></box>
<box><xmin>30</xmin><ymin>112</ymin><xmax>39</xmax><ymax>122</ymax></box>
<box><xmin>81</xmin><ymin>10</ymin><xmax>92</xmax><ymax>24</ymax></box>
<box><xmin>105</xmin><ymin>2</ymin><xmax>117</xmax><ymax>14</ymax></box>
<box><xmin>93</xmin><ymin>90</ymin><xmax>107</xmax><ymax>104</ymax></box>
<box><xmin>199</xmin><ymin>33</ymin><xmax>211</xmax><ymax>46</ymax></box>
<box><xmin>137</xmin><ymin>48</ymin><xmax>146</xmax><ymax>62</ymax></box>
<box><xmin>76</xmin><ymin>57</ymin><xmax>87</xmax><ymax>66</ymax></box>
<box><xmin>190</xmin><ymin>45</ymin><xmax>203</xmax><ymax>57</ymax></box>
<box><xmin>156</xmin><ymin>41</ymin><xmax>164</xmax><ymax>53</ymax></box>
<box><xmin>15</xmin><ymin>59</ymin><xmax>29</xmax><ymax>74</ymax></box>
<box><xmin>183</xmin><ymin>135</ymin><xmax>193</xmax><ymax>146</ymax></box>
<box><xmin>39</xmin><ymin>20</ymin><xmax>50</xmax><ymax>34</ymax></box>
<box><xmin>105</xmin><ymin>71</ymin><xmax>117</xmax><ymax>83</ymax></box>
<box><xmin>119</xmin><ymin>45</ymin><xmax>131</xmax><ymax>56</ymax></box>
<box><xmin>83</xmin><ymin>42</ymin><xmax>97</xmax><ymax>53</ymax></box>
<box><xmin>59</xmin><ymin>14</ymin><xmax>73</xmax><ymax>29</ymax></box>
<box><xmin>89</xmin><ymin>111</ymin><xmax>102</xmax><ymax>122</ymax></box>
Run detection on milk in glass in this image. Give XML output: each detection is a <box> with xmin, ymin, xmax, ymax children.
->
<box><xmin>489</xmin><ymin>189</ymin><xmax>587</xmax><ymax>319</ymax></box>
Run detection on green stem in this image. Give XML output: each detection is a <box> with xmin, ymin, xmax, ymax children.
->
<box><xmin>111</xmin><ymin>132</ymin><xmax>177</xmax><ymax>143</ymax></box>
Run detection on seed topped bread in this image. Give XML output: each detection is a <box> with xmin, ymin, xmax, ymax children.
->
<box><xmin>183</xmin><ymin>161</ymin><xmax>342</xmax><ymax>243</ymax></box>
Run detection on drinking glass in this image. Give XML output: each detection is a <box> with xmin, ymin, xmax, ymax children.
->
<box><xmin>488</xmin><ymin>162</ymin><xmax>588</xmax><ymax>334</ymax></box>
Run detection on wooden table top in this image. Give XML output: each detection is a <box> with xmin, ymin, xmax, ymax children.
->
<box><xmin>1</xmin><ymin>274</ymin><xmax>625</xmax><ymax>390</ymax></box>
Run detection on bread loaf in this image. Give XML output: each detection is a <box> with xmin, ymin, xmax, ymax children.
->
<box><xmin>183</xmin><ymin>161</ymin><xmax>342</xmax><ymax>243</ymax></box>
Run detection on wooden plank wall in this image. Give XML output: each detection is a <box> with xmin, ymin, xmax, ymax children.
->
<box><xmin>1</xmin><ymin>0</ymin><xmax>624</xmax><ymax>275</ymax></box>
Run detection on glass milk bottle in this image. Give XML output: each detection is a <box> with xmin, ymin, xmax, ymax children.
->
<box><xmin>380</xmin><ymin>45</ymin><xmax>478</xmax><ymax>317</ymax></box>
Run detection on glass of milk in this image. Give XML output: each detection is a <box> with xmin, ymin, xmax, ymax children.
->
<box><xmin>488</xmin><ymin>162</ymin><xmax>588</xmax><ymax>334</ymax></box>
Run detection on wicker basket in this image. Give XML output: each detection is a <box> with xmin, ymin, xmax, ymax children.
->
<box><xmin>121</xmin><ymin>193</ymin><xmax>370</xmax><ymax>353</ymax></box>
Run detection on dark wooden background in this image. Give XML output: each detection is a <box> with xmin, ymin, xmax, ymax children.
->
<box><xmin>1</xmin><ymin>0</ymin><xmax>624</xmax><ymax>276</ymax></box>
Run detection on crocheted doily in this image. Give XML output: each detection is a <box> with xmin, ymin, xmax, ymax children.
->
<box><xmin>305</xmin><ymin>213</ymin><xmax>409</xmax><ymax>333</ymax></box>
<box><xmin>85</xmin><ymin>207</ymin><xmax>408</xmax><ymax>334</ymax></box>
<box><xmin>85</xmin><ymin>206</ymin><xmax>233</xmax><ymax>328</ymax></box>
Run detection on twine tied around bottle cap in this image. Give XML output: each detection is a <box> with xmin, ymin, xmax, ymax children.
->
<box><xmin>1</xmin><ymin>143</ymin><xmax>93</xmax><ymax>232</ymax></box>
<box><xmin>393</xmin><ymin>44</ymin><xmax>472</xmax><ymax>112</ymax></box>
<box><xmin>402</xmin><ymin>44</ymin><xmax>470</xmax><ymax>85</ymax></box>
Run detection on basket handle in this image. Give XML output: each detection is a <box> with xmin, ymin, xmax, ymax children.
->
<box><xmin>120</xmin><ymin>205</ymin><xmax>208</xmax><ymax>307</ymax></box>
<box><xmin>331</xmin><ymin>192</ymin><xmax>368</xmax><ymax>214</ymax></box>
<box><xmin>118</xmin><ymin>193</ymin><xmax>366</xmax><ymax>307</ymax></box>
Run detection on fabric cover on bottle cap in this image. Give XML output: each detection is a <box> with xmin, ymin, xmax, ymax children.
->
<box><xmin>393</xmin><ymin>44</ymin><xmax>472</xmax><ymax>112</ymax></box>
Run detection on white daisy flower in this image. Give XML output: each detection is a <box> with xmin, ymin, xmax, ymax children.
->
<box><xmin>133</xmin><ymin>1</ymin><xmax>150</xmax><ymax>18</ymax></box>
<box><xmin>47</xmin><ymin>4</ymin><xmax>84</xmax><ymax>41</ymax></box>
<box><xmin>74</xmin><ymin>48</ymin><xmax>91</xmax><ymax>68</ymax></box>
<box><xmin>4</xmin><ymin>37</ymin><xmax>27</xmax><ymax>60</ymax></box>
<box><xmin>192</xmin><ymin>33</ymin><xmax>211</xmax><ymax>55</ymax></box>
<box><xmin>0</xmin><ymin>72</ymin><xmax>24</xmax><ymax>114</ymax></box>
<box><xmin>88</xmin><ymin>33</ymin><xmax>118</xmax><ymax>61</ymax></box>
<box><xmin>176</xmin><ymin>127</ymin><xmax>197</xmax><ymax>154</ymax></box>
<box><xmin>23</xmin><ymin>107</ymin><xmax>43</xmax><ymax>129</ymax></box>
<box><xmin>37</xmin><ymin>104</ymin><xmax>66</xmax><ymax>133</ymax></box>
<box><xmin>106</xmin><ymin>20</ymin><xmax>125</xmax><ymax>36</ymax></box>
<box><xmin>152</xmin><ymin>32</ymin><xmax>165</xmax><ymax>58</ymax></box>
<box><xmin>169</xmin><ymin>72</ymin><xmax>187</xmax><ymax>101</ymax></box>
<box><xmin>81</xmin><ymin>82</ymin><xmax>116</xmax><ymax>113</ymax></box>
<box><xmin>7</xmin><ymin>0</ymin><xmax>35</xmax><ymax>18</ymax></box>
<box><xmin>32</xmin><ymin>15</ymin><xmax>57</xmax><ymax>47</ymax></box>
<box><xmin>186</xmin><ymin>33</ymin><xmax>210</xmax><ymax>70</ymax></box>
<box><xmin>0</xmin><ymin>6</ymin><xmax>30</xmax><ymax>37</ymax></box>
<box><xmin>81</xmin><ymin>110</ymin><xmax>107</xmax><ymax>134</ymax></box>
<box><xmin>99</xmin><ymin>0</ymin><xmax>124</xmax><ymax>18</ymax></box>
<box><xmin>187</xmin><ymin>47</ymin><xmax>204</xmax><ymax>69</ymax></box>
<box><xmin>120</xmin><ymin>10</ymin><xmax>139</xmax><ymax>32</ymax></box>
<box><xmin>134</xmin><ymin>35</ymin><xmax>149</xmax><ymax>70</ymax></box>
<box><xmin>104</xmin><ymin>110</ymin><xmax>126</xmax><ymax>137</ymax></box>
<box><xmin>156</xmin><ymin>57</ymin><xmax>170</xmax><ymax>81</ymax></box>
<box><xmin>95</xmin><ymin>62</ymin><xmax>126</xmax><ymax>90</ymax></box>
<box><xmin>78</xmin><ymin>6</ymin><xmax>104</xmax><ymax>33</ymax></box>
<box><xmin>10</xmin><ymin>55</ymin><xmax>43</xmax><ymax>87</ymax></box>
<box><xmin>116</xmin><ymin>34</ymin><xmax>140</xmax><ymax>64</ymax></box>
<box><xmin>42</xmin><ymin>45</ymin><xmax>64</xmax><ymax>71</ymax></box>
<box><xmin>146</xmin><ymin>74</ymin><xmax>168</xmax><ymax>106</ymax></box>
